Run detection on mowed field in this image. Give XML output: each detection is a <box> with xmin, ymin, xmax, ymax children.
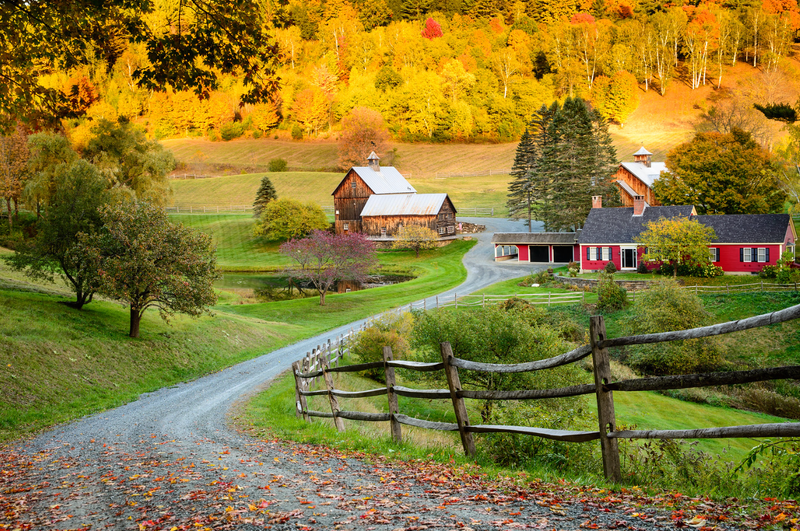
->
<box><xmin>170</xmin><ymin>171</ymin><xmax>514</xmax><ymax>214</ymax></box>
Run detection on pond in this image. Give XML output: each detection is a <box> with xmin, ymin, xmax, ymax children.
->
<box><xmin>214</xmin><ymin>272</ymin><xmax>414</xmax><ymax>302</ymax></box>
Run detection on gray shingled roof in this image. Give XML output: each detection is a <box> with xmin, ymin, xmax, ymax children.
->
<box><xmin>578</xmin><ymin>205</ymin><xmax>696</xmax><ymax>244</ymax></box>
<box><xmin>351</xmin><ymin>166</ymin><xmax>416</xmax><ymax>194</ymax></box>
<box><xmin>361</xmin><ymin>193</ymin><xmax>451</xmax><ymax>216</ymax></box>
<box><xmin>693</xmin><ymin>214</ymin><xmax>793</xmax><ymax>244</ymax></box>
<box><xmin>492</xmin><ymin>232</ymin><xmax>577</xmax><ymax>244</ymax></box>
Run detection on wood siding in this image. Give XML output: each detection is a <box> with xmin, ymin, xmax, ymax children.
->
<box><xmin>333</xmin><ymin>170</ymin><xmax>373</xmax><ymax>228</ymax></box>
<box><xmin>613</xmin><ymin>166</ymin><xmax>660</xmax><ymax>207</ymax></box>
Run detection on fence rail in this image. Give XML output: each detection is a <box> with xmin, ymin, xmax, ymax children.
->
<box><xmin>293</xmin><ymin>302</ymin><xmax>800</xmax><ymax>482</ymax></box>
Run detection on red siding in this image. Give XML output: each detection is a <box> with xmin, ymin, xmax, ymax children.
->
<box><xmin>580</xmin><ymin>245</ymin><xmax>621</xmax><ymax>271</ymax></box>
<box><xmin>518</xmin><ymin>245</ymin><xmax>529</xmax><ymax>261</ymax></box>
<box><xmin>712</xmin><ymin>245</ymin><xmax>781</xmax><ymax>273</ymax></box>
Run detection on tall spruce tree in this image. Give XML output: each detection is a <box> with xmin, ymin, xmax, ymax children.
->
<box><xmin>507</xmin><ymin>103</ymin><xmax>558</xmax><ymax>231</ymax></box>
<box><xmin>253</xmin><ymin>176</ymin><xmax>278</xmax><ymax>218</ymax></box>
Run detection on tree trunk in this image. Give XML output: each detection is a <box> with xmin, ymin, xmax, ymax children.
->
<box><xmin>415</xmin><ymin>245</ymin><xmax>420</xmax><ymax>258</ymax></box>
<box><xmin>129</xmin><ymin>308</ymin><xmax>142</xmax><ymax>338</ymax></box>
<box><xmin>5</xmin><ymin>198</ymin><xmax>11</xmax><ymax>229</ymax></box>
<box><xmin>319</xmin><ymin>290</ymin><xmax>326</xmax><ymax>306</ymax></box>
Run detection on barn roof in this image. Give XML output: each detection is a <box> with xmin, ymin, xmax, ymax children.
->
<box><xmin>350</xmin><ymin>166</ymin><xmax>416</xmax><ymax>195</ymax></box>
<box><xmin>578</xmin><ymin>205</ymin><xmax>696</xmax><ymax>244</ymax></box>
<box><xmin>693</xmin><ymin>214</ymin><xmax>793</xmax><ymax>244</ymax></box>
<box><xmin>619</xmin><ymin>161</ymin><xmax>667</xmax><ymax>188</ymax></box>
<box><xmin>633</xmin><ymin>146</ymin><xmax>653</xmax><ymax>156</ymax></box>
<box><xmin>360</xmin><ymin>193</ymin><xmax>451</xmax><ymax>217</ymax></box>
<box><xmin>492</xmin><ymin>233</ymin><xmax>577</xmax><ymax>245</ymax></box>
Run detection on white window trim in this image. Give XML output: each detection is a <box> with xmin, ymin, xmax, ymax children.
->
<box><xmin>589</xmin><ymin>247</ymin><xmax>598</xmax><ymax>260</ymax></box>
<box><xmin>743</xmin><ymin>248</ymin><xmax>751</xmax><ymax>262</ymax></box>
<box><xmin>343</xmin><ymin>222</ymin><xmax>349</xmax><ymax>231</ymax></box>
<box><xmin>710</xmin><ymin>248</ymin><xmax>718</xmax><ymax>262</ymax></box>
<box><xmin>601</xmin><ymin>247</ymin><xmax>610</xmax><ymax>261</ymax></box>
<box><xmin>758</xmin><ymin>248</ymin><xmax>767</xmax><ymax>263</ymax></box>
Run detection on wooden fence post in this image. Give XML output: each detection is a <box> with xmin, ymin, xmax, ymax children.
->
<box><xmin>436</xmin><ymin>295</ymin><xmax>439</xmax><ymax>309</ymax></box>
<box><xmin>440</xmin><ymin>342</ymin><xmax>476</xmax><ymax>457</ymax></box>
<box><xmin>383</xmin><ymin>346</ymin><xmax>402</xmax><ymax>443</ymax></box>
<box><xmin>455</xmin><ymin>293</ymin><xmax>458</xmax><ymax>309</ymax></box>
<box><xmin>322</xmin><ymin>353</ymin><xmax>344</xmax><ymax>432</ymax></box>
<box><xmin>292</xmin><ymin>361</ymin><xmax>310</xmax><ymax>422</ymax></box>
<box><xmin>590</xmin><ymin>316</ymin><xmax>621</xmax><ymax>483</ymax></box>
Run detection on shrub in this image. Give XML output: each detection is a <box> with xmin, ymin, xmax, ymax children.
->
<box><xmin>352</xmin><ymin>313</ymin><xmax>413</xmax><ymax>382</ymax></box>
<box><xmin>220</xmin><ymin>121</ymin><xmax>245</xmax><ymax>141</ymax></box>
<box><xmin>636</xmin><ymin>261</ymin><xmax>648</xmax><ymax>274</ymax></box>
<box><xmin>251</xmin><ymin>129</ymin><xmax>262</xmax><ymax>139</ymax></box>
<box><xmin>268</xmin><ymin>158</ymin><xmax>288</xmax><ymax>172</ymax></box>
<box><xmin>567</xmin><ymin>261</ymin><xmax>579</xmax><ymax>277</ymax></box>
<box><xmin>603</xmin><ymin>261</ymin><xmax>617</xmax><ymax>274</ymax></box>
<box><xmin>291</xmin><ymin>123</ymin><xmax>303</xmax><ymax>140</ymax></box>
<box><xmin>759</xmin><ymin>264</ymin><xmax>778</xmax><ymax>279</ymax></box>
<box><xmin>596</xmin><ymin>271</ymin><xmax>626</xmax><ymax>311</ymax></box>
<box><xmin>776</xmin><ymin>250</ymin><xmax>800</xmax><ymax>283</ymax></box>
<box><xmin>626</xmin><ymin>280</ymin><xmax>722</xmax><ymax>375</ymax></box>
<box><xmin>253</xmin><ymin>198</ymin><xmax>329</xmax><ymax>241</ymax></box>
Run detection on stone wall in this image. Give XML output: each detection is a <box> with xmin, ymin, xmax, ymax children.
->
<box><xmin>555</xmin><ymin>275</ymin><xmax>683</xmax><ymax>291</ymax></box>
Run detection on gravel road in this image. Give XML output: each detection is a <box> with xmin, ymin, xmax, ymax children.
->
<box><xmin>0</xmin><ymin>219</ymin><xmax>741</xmax><ymax>530</ymax></box>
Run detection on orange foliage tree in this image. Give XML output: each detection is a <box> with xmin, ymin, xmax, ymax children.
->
<box><xmin>337</xmin><ymin>107</ymin><xmax>389</xmax><ymax>169</ymax></box>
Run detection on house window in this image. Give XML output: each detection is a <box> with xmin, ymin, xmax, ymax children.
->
<box><xmin>588</xmin><ymin>247</ymin><xmax>598</xmax><ymax>260</ymax></box>
<box><xmin>601</xmin><ymin>247</ymin><xmax>610</xmax><ymax>261</ymax></box>
<box><xmin>709</xmin><ymin>248</ymin><xmax>719</xmax><ymax>262</ymax></box>
<box><xmin>343</xmin><ymin>222</ymin><xmax>349</xmax><ymax>231</ymax></box>
<box><xmin>742</xmin><ymin>248</ymin><xmax>751</xmax><ymax>262</ymax></box>
<box><xmin>758</xmin><ymin>248</ymin><xmax>767</xmax><ymax>262</ymax></box>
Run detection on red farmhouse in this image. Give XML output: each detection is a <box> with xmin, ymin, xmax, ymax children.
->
<box><xmin>578</xmin><ymin>196</ymin><xmax>796</xmax><ymax>273</ymax></box>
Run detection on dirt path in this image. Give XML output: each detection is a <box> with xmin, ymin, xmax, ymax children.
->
<box><xmin>0</xmin><ymin>220</ymin><xmax>761</xmax><ymax>530</ymax></box>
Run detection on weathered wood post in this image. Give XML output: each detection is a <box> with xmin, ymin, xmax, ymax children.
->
<box><xmin>322</xmin><ymin>354</ymin><xmax>344</xmax><ymax>432</ymax></box>
<box><xmin>436</xmin><ymin>295</ymin><xmax>439</xmax><ymax>309</ymax></box>
<box><xmin>440</xmin><ymin>342</ymin><xmax>476</xmax><ymax>457</ymax></box>
<box><xmin>383</xmin><ymin>346</ymin><xmax>402</xmax><ymax>443</ymax></box>
<box><xmin>292</xmin><ymin>361</ymin><xmax>310</xmax><ymax>421</ymax></box>
<box><xmin>482</xmin><ymin>293</ymin><xmax>486</xmax><ymax>307</ymax></box>
<box><xmin>589</xmin><ymin>316</ymin><xmax>621</xmax><ymax>482</ymax></box>
<box><xmin>454</xmin><ymin>293</ymin><xmax>458</xmax><ymax>309</ymax></box>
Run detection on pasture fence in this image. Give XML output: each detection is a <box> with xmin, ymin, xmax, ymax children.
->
<box><xmin>293</xmin><ymin>303</ymin><xmax>800</xmax><ymax>482</ymax></box>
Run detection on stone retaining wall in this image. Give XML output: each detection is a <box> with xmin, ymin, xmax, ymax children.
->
<box><xmin>555</xmin><ymin>275</ymin><xmax>683</xmax><ymax>291</ymax></box>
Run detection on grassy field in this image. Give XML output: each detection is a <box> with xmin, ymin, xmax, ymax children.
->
<box><xmin>169</xmin><ymin>171</ymin><xmax>514</xmax><ymax>216</ymax></box>
<box><xmin>0</xmin><ymin>237</ymin><xmax>473</xmax><ymax>441</ymax></box>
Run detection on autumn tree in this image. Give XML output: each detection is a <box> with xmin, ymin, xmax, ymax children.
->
<box><xmin>636</xmin><ymin>217</ymin><xmax>717</xmax><ymax>278</ymax></box>
<box><xmin>253</xmin><ymin>176</ymin><xmax>278</xmax><ymax>218</ymax></box>
<box><xmin>591</xmin><ymin>70</ymin><xmax>639</xmax><ymax>127</ymax></box>
<box><xmin>253</xmin><ymin>198</ymin><xmax>329</xmax><ymax>241</ymax></box>
<box><xmin>292</xmin><ymin>88</ymin><xmax>330</xmax><ymax>137</ymax></box>
<box><xmin>24</xmin><ymin>132</ymin><xmax>79</xmax><ymax>215</ymax></box>
<box><xmin>420</xmin><ymin>18</ymin><xmax>443</xmax><ymax>39</ymax></box>
<box><xmin>7</xmin><ymin>159</ymin><xmax>110</xmax><ymax>308</ymax></box>
<box><xmin>0</xmin><ymin>1</ymin><xmax>279</xmax><ymax>130</ymax></box>
<box><xmin>337</xmin><ymin>107</ymin><xmax>390</xmax><ymax>170</ymax></box>
<box><xmin>83</xmin><ymin>119</ymin><xmax>175</xmax><ymax>205</ymax></box>
<box><xmin>655</xmin><ymin>128</ymin><xmax>786</xmax><ymax>214</ymax></box>
<box><xmin>280</xmin><ymin>230</ymin><xmax>377</xmax><ymax>305</ymax></box>
<box><xmin>392</xmin><ymin>225</ymin><xmax>439</xmax><ymax>257</ymax></box>
<box><xmin>80</xmin><ymin>201</ymin><xmax>217</xmax><ymax>338</ymax></box>
<box><xmin>0</xmin><ymin>124</ymin><xmax>29</xmax><ymax>227</ymax></box>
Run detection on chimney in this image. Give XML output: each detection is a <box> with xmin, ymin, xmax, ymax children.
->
<box><xmin>592</xmin><ymin>195</ymin><xmax>602</xmax><ymax>209</ymax></box>
<box><xmin>633</xmin><ymin>195</ymin><xmax>646</xmax><ymax>216</ymax></box>
<box><xmin>367</xmin><ymin>151</ymin><xmax>380</xmax><ymax>172</ymax></box>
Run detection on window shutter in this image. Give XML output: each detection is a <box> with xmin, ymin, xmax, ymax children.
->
<box><xmin>766</xmin><ymin>248</ymin><xmax>770</xmax><ymax>262</ymax></box>
<box><xmin>740</xmin><ymin>248</ymin><xmax>743</xmax><ymax>262</ymax></box>
<box><xmin>752</xmin><ymin>248</ymin><xmax>757</xmax><ymax>262</ymax></box>
<box><xmin>587</xmin><ymin>247</ymin><xmax>590</xmax><ymax>260</ymax></box>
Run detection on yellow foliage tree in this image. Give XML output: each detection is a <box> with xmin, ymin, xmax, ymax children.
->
<box><xmin>392</xmin><ymin>225</ymin><xmax>439</xmax><ymax>257</ymax></box>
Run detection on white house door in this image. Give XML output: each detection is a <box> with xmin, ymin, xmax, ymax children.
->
<box><xmin>621</xmin><ymin>248</ymin><xmax>637</xmax><ymax>269</ymax></box>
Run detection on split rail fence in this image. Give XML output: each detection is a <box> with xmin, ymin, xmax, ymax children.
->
<box><xmin>293</xmin><ymin>303</ymin><xmax>800</xmax><ymax>482</ymax></box>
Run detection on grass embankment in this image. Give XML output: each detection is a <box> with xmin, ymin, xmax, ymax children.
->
<box><xmin>169</xmin><ymin>171</ymin><xmax>514</xmax><ymax>216</ymax></box>
<box><xmin>0</xmin><ymin>238</ymin><xmax>474</xmax><ymax>442</ymax></box>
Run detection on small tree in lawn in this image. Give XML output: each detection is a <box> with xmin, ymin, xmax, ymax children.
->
<box><xmin>252</xmin><ymin>175</ymin><xmax>277</xmax><ymax>218</ymax></box>
<box><xmin>392</xmin><ymin>225</ymin><xmax>439</xmax><ymax>257</ymax></box>
<box><xmin>280</xmin><ymin>230</ymin><xmax>377</xmax><ymax>305</ymax></box>
<box><xmin>82</xmin><ymin>201</ymin><xmax>218</xmax><ymax>338</ymax></box>
<box><xmin>253</xmin><ymin>198</ymin><xmax>329</xmax><ymax>241</ymax></box>
<box><xmin>636</xmin><ymin>217</ymin><xmax>717</xmax><ymax>278</ymax></box>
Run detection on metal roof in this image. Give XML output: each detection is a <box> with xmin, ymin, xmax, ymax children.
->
<box><xmin>615</xmin><ymin>179</ymin><xmax>638</xmax><ymax>200</ymax></box>
<box><xmin>620</xmin><ymin>161</ymin><xmax>667</xmax><ymax>188</ymax></box>
<box><xmin>360</xmin><ymin>193</ymin><xmax>450</xmax><ymax>217</ymax></box>
<box><xmin>633</xmin><ymin>146</ymin><xmax>653</xmax><ymax>156</ymax></box>
<box><xmin>492</xmin><ymin>232</ymin><xmax>577</xmax><ymax>244</ymax></box>
<box><xmin>350</xmin><ymin>166</ymin><xmax>416</xmax><ymax>195</ymax></box>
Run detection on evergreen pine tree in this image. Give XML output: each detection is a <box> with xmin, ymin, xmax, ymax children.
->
<box><xmin>253</xmin><ymin>176</ymin><xmax>278</xmax><ymax>218</ymax></box>
<box><xmin>507</xmin><ymin>128</ymin><xmax>535</xmax><ymax>228</ymax></box>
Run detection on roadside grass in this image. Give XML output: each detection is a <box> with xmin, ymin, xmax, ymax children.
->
<box><xmin>0</xmin><ymin>238</ymin><xmax>474</xmax><ymax>442</ymax></box>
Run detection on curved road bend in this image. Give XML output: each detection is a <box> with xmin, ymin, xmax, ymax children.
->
<box><xmin>5</xmin><ymin>217</ymin><xmax>676</xmax><ymax>531</ymax></box>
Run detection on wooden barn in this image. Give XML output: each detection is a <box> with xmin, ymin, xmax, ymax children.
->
<box><xmin>612</xmin><ymin>147</ymin><xmax>665</xmax><ymax>207</ymax></box>
<box><xmin>332</xmin><ymin>152</ymin><xmax>457</xmax><ymax>239</ymax></box>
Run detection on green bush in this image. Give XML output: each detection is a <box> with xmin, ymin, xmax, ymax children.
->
<box><xmin>220</xmin><ymin>121</ymin><xmax>245</xmax><ymax>141</ymax></box>
<box><xmin>352</xmin><ymin>313</ymin><xmax>413</xmax><ymax>382</ymax></box>
<box><xmin>759</xmin><ymin>264</ymin><xmax>779</xmax><ymax>279</ymax></box>
<box><xmin>636</xmin><ymin>261</ymin><xmax>648</xmax><ymax>274</ymax></box>
<box><xmin>596</xmin><ymin>271</ymin><xmax>626</xmax><ymax>311</ymax></box>
<box><xmin>291</xmin><ymin>124</ymin><xmax>303</xmax><ymax>140</ymax></box>
<box><xmin>775</xmin><ymin>250</ymin><xmax>800</xmax><ymax>283</ymax></box>
<box><xmin>268</xmin><ymin>158</ymin><xmax>288</xmax><ymax>172</ymax></box>
<box><xmin>251</xmin><ymin>129</ymin><xmax>262</xmax><ymax>139</ymax></box>
<box><xmin>567</xmin><ymin>261</ymin><xmax>579</xmax><ymax>277</ymax></box>
<box><xmin>604</xmin><ymin>261</ymin><xmax>617</xmax><ymax>274</ymax></box>
<box><xmin>625</xmin><ymin>280</ymin><xmax>723</xmax><ymax>375</ymax></box>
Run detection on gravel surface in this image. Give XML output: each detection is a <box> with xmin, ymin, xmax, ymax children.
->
<box><xmin>0</xmin><ymin>219</ymin><xmax>749</xmax><ymax>530</ymax></box>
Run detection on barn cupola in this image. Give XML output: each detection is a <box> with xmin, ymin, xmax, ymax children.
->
<box><xmin>633</xmin><ymin>146</ymin><xmax>652</xmax><ymax>168</ymax></box>
<box><xmin>367</xmin><ymin>151</ymin><xmax>380</xmax><ymax>172</ymax></box>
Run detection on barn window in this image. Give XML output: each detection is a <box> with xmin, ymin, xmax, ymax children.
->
<box><xmin>381</xmin><ymin>227</ymin><xmax>387</xmax><ymax>237</ymax></box>
<box><xmin>438</xmin><ymin>227</ymin><xmax>444</xmax><ymax>235</ymax></box>
<box><xmin>448</xmin><ymin>225</ymin><xmax>454</xmax><ymax>233</ymax></box>
<box><xmin>343</xmin><ymin>222</ymin><xmax>349</xmax><ymax>231</ymax></box>
<box><xmin>351</xmin><ymin>180</ymin><xmax>357</xmax><ymax>189</ymax></box>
